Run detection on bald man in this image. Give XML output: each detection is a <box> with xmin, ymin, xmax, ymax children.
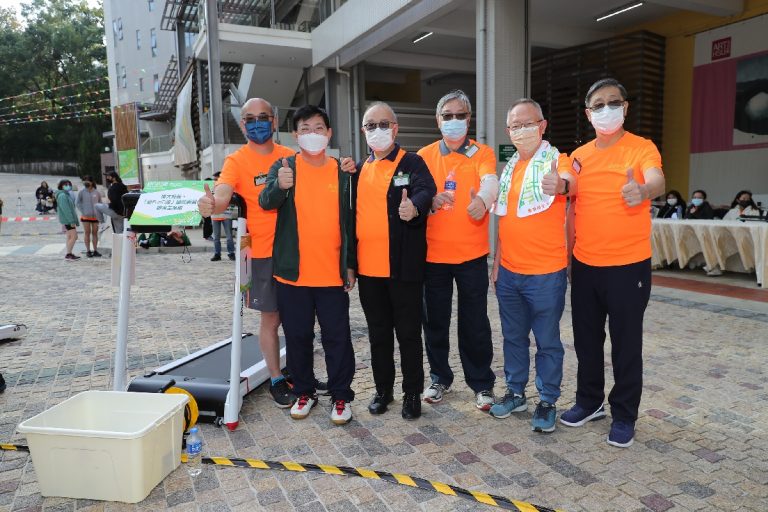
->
<box><xmin>198</xmin><ymin>98</ymin><xmax>298</xmax><ymax>408</ymax></box>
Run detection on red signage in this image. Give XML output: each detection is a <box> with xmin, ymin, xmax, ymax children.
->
<box><xmin>711</xmin><ymin>37</ymin><xmax>731</xmax><ymax>61</ymax></box>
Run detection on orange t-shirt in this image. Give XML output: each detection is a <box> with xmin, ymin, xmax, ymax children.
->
<box><xmin>418</xmin><ymin>139</ymin><xmax>496</xmax><ymax>264</ymax></box>
<box><xmin>217</xmin><ymin>143</ymin><xmax>294</xmax><ymax>258</ymax></box>
<box><xmin>498</xmin><ymin>154</ymin><xmax>571</xmax><ymax>275</ymax></box>
<box><xmin>275</xmin><ymin>155</ymin><xmax>342</xmax><ymax>287</ymax></box>
<box><xmin>572</xmin><ymin>132</ymin><xmax>662</xmax><ymax>267</ymax></box>
<box><xmin>356</xmin><ymin>148</ymin><xmax>406</xmax><ymax>277</ymax></box>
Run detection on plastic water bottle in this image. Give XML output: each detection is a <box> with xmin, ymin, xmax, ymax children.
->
<box><xmin>186</xmin><ymin>427</ymin><xmax>202</xmax><ymax>477</ymax></box>
<box><xmin>443</xmin><ymin>171</ymin><xmax>456</xmax><ymax>210</ymax></box>
<box><xmin>675</xmin><ymin>205</ymin><xmax>683</xmax><ymax>219</ymax></box>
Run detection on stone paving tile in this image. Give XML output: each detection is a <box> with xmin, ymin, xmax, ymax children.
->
<box><xmin>1</xmin><ymin>238</ymin><xmax>768</xmax><ymax>511</ymax></box>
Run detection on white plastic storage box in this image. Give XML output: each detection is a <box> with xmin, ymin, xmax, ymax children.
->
<box><xmin>17</xmin><ymin>390</ymin><xmax>188</xmax><ymax>503</ymax></box>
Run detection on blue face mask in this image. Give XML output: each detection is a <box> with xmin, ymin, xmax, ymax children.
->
<box><xmin>245</xmin><ymin>120</ymin><xmax>273</xmax><ymax>144</ymax></box>
<box><xmin>440</xmin><ymin>119</ymin><xmax>468</xmax><ymax>141</ymax></box>
<box><xmin>63</xmin><ymin>185</ymin><xmax>72</xmax><ymax>191</ymax></box>
<box><xmin>691</xmin><ymin>198</ymin><xmax>703</xmax><ymax>207</ymax></box>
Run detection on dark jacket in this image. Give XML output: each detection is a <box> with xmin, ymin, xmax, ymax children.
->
<box><xmin>685</xmin><ymin>201</ymin><xmax>715</xmax><ymax>220</ymax></box>
<box><xmin>657</xmin><ymin>202</ymin><xmax>686</xmax><ymax>219</ymax></box>
<box><xmin>353</xmin><ymin>145</ymin><xmax>437</xmax><ymax>282</ymax></box>
<box><xmin>258</xmin><ymin>154</ymin><xmax>356</xmax><ymax>284</ymax></box>
<box><xmin>108</xmin><ymin>182</ymin><xmax>129</xmax><ymax>215</ymax></box>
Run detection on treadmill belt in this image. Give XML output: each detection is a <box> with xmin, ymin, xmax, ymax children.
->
<box><xmin>164</xmin><ymin>334</ymin><xmax>266</xmax><ymax>379</ymax></box>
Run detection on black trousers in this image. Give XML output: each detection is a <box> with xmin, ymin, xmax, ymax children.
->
<box><xmin>570</xmin><ymin>257</ymin><xmax>651</xmax><ymax>423</ymax></box>
<box><xmin>276</xmin><ymin>282</ymin><xmax>355</xmax><ymax>402</ymax></box>
<box><xmin>423</xmin><ymin>255</ymin><xmax>495</xmax><ymax>392</ymax></box>
<box><xmin>358</xmin><ymin>276</ymin><xmax>424</xmax><ymax>395</ymax></box>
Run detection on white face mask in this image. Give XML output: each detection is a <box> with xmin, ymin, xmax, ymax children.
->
<box><xmin>667</xmin><ymin>198</ymin><xmax>678</xmax><ymax>206</ymax></box>
<box><xmin>365</xmin><ymin>128</ymin><xmax>394</xmax><ymax>152</ymax></box>
<box><xmin>509</xmin><ymin>125</ymin><xmax>541</xmax><ymax>154</ymax></box>
<box><xmin>297</xmin><ymin>133</ymin><xmax>329</xmax><ymax>155</ymax></box>
<box><xmin>590</xmin><ymin>106</ymin><xmax>625</xmax><ymax>135</ymax></box>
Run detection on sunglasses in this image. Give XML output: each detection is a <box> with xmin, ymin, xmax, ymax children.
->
<box><xmin>242</xmin><ymin>114</ymin><xmax>274</xmax><ymax>122</ymax></box>
<box><xmin>362</xmin><ymin>121</ymin><xmax>396</xmax><ymax>131</ymax></box>
<box><xmin>587</xmin><ymin>100</ymin><xmax>625</xmax><ymax>113</ymax></box>
<box><xmin>440</xmin><ymin>112</ymin><xmax>469</xmax><ymax>121</ymax></box>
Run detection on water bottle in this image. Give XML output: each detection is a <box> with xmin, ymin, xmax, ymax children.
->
<box><xmin>186</xmin><ymin>427</ymin><xmax>202</xmax><ymax>477</ymax></box>
<box><xmin>443</xmin><ymin>171</ymin><xmax>456</xmax><ymax>210</ymax></box>
<box><xmin>675</xmin><ymin>205</ymin><xmax>683</xmax><ymax>219</ymax></box>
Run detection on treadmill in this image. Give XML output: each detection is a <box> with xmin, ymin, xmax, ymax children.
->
<box><xmin>118</xmin><ymin>191</ymin><xmax>286</xmax><ymax>429</ymax></box>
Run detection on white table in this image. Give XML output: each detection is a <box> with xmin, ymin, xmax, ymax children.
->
<box><xmin>651</xmin><ymin>218</ymin><xmax>768</xmax><ymax>286</ymax></box>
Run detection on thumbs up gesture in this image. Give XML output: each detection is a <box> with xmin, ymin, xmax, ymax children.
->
<box><xmin>277</xmin><ymin>158</ymin><xmax>294</xmax><ymax>190</ymax></box>
<box><xmin>541</xmin><ymin>160</ymin><xmax>562</xmax><ymax>196</ymax></box>
<box><xmin>467</xmin><ymin>187</ymin><xmax>486</xmax><ymax>220</ymax></box>
<box><xmin>621</xmin><ymin>168</ymin><xmax>644</xmax><ymax>207</ymax></box>
<box><xmin>398</xmin><ymin>188</ymin><xmax>417</xmax><ymax>221</ymax></box>
<box><xmin>197</xmin><ymin>182</ymin><xmax>216</xmax><ymax>218</ymax></box>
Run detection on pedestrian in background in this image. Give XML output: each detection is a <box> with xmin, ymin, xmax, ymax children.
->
<box><xmin>75</xmin><ymin>175</ymin><xmax>103</xmax><ymax>257</ymax></box>
<box><xmin>56</xmin><ymin>179</ymin><xmax>80</xmax><ymax>261</ymax></box>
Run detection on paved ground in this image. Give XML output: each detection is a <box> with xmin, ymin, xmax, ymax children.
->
<box><xmin>1</xmin><ymin>173</ymin><xmax>767</xmax><ymax>512</ymax></box>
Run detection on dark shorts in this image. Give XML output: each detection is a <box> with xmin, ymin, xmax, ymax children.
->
<box><xmin>64</xmin><ymin>224</ymin><xmax>77</xmax><ymax>231</ymax></box>
<box><xmin>80</xmin><ymin>217</ymin><xmax>98</xmax><ymax>224</ymax></box>
<box><xmin>247</xmin><ymin>257</ymin><xmax>278</xmax><ymax>312</ymax></box>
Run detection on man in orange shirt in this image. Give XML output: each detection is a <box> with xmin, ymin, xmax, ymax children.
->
<box><xmin>353</xmin><ymin>102</ymin><xmax>436</xmax><ymax>420</ymax></box>
<box><xmin>559</xmin><ymin>78</ymin><xmax>665</xmax><ymax>448</ymax></box>
<box><xmin>197</xmin><ymin>98</ymin><xmax>296</xmax><ymax>408</ymax></box>
<box><xmin>418</xmin><ymin>90</ymin><xmax>499</xmax><ymax>411</ymax></box>
<box><xmin>489</xmin><ymin>98</ymin><xmax>575</xmax><ymax>433</ymax></box>
<box><xmin>259</xmin><ymin>105</ymin><xmax>357</xmax><ymax>425</ymax></box>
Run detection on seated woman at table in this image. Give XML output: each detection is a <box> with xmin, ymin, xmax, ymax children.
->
<box><xmin>657</xmin><ymin>190</ymin><xmax>686</xmax><ymax>219</ymax></box>
<box><xmin>723</xmin><ymin>190</ymin><xmax>761</xmax><ymax>220</ymax></box>
<box><xmin>684</xmin><ymin>190</ymin><xmax>715</xmax><ymax>220</ymax></box>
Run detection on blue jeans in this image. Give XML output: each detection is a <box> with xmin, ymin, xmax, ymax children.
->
<box><xmin>212</xmin><ymin>219</ymin><xmax>234</xmax><ymax>255</ymax></box>
<box><xmin>495</xmin><ymin>265</ymin><xmax>566</xmax><ymax>404</ymax></box>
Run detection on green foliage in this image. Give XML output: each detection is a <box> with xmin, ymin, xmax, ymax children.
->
<box><xmin>0</xmin><ymin>0</ymin><xmax>109</xmax><ymax>166</ymax></box>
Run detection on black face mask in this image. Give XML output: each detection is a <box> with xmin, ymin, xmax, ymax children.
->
<box><xmin>738</xmin><ymin>200</ymin><xmax>752</xmax><ymax>209</ymax></box>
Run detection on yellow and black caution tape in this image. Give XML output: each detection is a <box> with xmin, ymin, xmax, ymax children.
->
<box><xmin>0</xmin><ymin>444</ymin><xmax>29</xmax><ymax>452</ymax></box>
<box><xmin>3</xmin><ymin>444</ymin><xmax>561</xmax><ymax>511</ymax></box>
<box><xmin>201</xmin><ymin>456</ymin><xmax>563</xmax><ymax>512</ymax></box>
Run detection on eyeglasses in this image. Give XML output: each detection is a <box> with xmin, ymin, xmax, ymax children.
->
<box><xmin>242</xmin><ymin>114</ymin><xmax>274</xmax><ymax>122</ymax></box>
<box><xmin>587</xmin><ymin>100</ymin><xmax>625</xmax><ymax>113</ymax></box>
<box><xmin>362</xmin><ymin>121</ymin><xmax>396</xmax><ymax>132</ymax></box>
<box><xmin>440</xmin><ymin>112</ymin><xmax>469</xmax><ymax>121</ymax></box>
<box><xmin>507</xmin><ymin>120</ymin><xmax>543</xmax><ymax>131</ymax></box>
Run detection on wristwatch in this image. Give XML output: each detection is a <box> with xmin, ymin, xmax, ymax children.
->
<box><xmin>559</xmin><ymin>178</ymin><xmax>570</xmax><ymax>195</ymax></box>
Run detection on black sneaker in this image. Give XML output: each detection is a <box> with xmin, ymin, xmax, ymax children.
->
<box><xmin>269</xmin><ymin>378</ymin><xmax>296</xmax><ymax>408</ymax></box>
<box><xmin>402</xmin><ymin>393</ymin><xmax>421</xmax><ymax>420</ymax></box>
<box><xmin>315</xmin><ymin>379</ymin><xmax>330</xmax><ymax>396</ymax></box>
<box><xmin>211</xmin><ymin>254</ymin><xmax>221</xmax><ymax>261</ymax></box>
<box><xmin>0</xmin><ymin>373</ymin><xmax>6</xmax><ymax>393</ymax></box>
<box><xmin>228</xmin><ymin>253</ymin><xmax>235</xmax><ymax>261</ymax></box>
<box><xmin>86</xmin><ymin>251</ymin><xmax>93</xmax><ymax>258</ymax></box>
<box><xmin>92</xmin><ymin>251</ymin><xmax>102</xmax><ymax>257</ymax></box>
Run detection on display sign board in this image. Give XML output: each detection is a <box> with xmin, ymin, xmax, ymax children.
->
<box><xmin>128</xmin><ymin>181</ymin><xmax>204</xmax><ymax>226</ymax></box>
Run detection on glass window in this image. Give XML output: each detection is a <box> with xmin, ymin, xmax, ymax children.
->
<box><xmin>118</xmin><ymin>18</ymin><xmax>123</xmax><ymax>40</ymax></box>
<box><xmin>112</xmin><ymin>20</ymin><xmax>118</xmax><ymax>46</ymax></box>
<box><xmin>138</xmin><ymin>78</ymin><xmax>144</xmax><ymax>92</ymax></box>
<box><xmin>148</xmin><ymin>0</ymin><xmax>155</xmax><ymax>11</ymax></box>
<box><xmin>121</xmin><ymin>66</ymin><xmax>127</xmax><ymax>88</ymax></box>
<box><xmin>153</xmin><ymin>74</ymin><xmax>159</xmax><ymax>94</ymax></box>
<box><xmin>136</xmin><ymin>30</ymin><xmax>141</xmax><ymax>49</ymax></box>
<box><xmin>150</xmin><ymin>28</ymin><xmax>157</xmax><ymax>57</ymax></box>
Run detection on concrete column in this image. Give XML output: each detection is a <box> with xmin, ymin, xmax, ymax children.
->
<box><xmin>205</xmin><ymin>0</ymin><xmax>225</xmax><ymax>175</ymax></box>
<box><xmin>325</xmin><ymin>67</ymin><xmax>354</xmax><ymax>157</ymax></box>
<box><xmin>476</xmin><ymin>0</ymin><xmax>528</xmax><ymax>250</ymax></box>
<box><xmin>176</xmin><ymin>21</ymin><xmax>186</xmax><ymax>81</ymax></box>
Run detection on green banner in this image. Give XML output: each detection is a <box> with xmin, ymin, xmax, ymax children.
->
<box><xmin>129</xmin><ymin>181</ymin><xmax>205</xmax><ymax>226</ymax></box>
<box><xmin>117</xmin><ymin>148</ymin><xmax>139</xmax><ymax>182</ymax></box>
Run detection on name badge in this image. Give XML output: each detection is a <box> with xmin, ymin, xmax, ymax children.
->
<box><xmin>393</xmin><ymin>173</ymin><xmax>410</xmax><ymax>187</ymax></box>
<box><xmin>254</xmin><ymin>173</ymin><xmax>268</xmax><ymax>186</ymax></box>
<box><xmin>464</xmin><ymin>144</ymin><xmax>479</xmax><ymax>158</ymax></box>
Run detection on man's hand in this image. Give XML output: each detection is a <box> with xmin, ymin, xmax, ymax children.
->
<box><xmin>467</xmin><ymin>188</ymin><xmax>486</xmax><ymax>220</ymax></box>
<box><xmin>621</xmin><ymin>168</ymin><xmax>644</xmax><ymax>207</ymax></box>
<box><xmin>398</xmin><ymin>189</ymin><xmax>417</xmax><ymax>221</ymax></box>
<box><xmin>277</xmin><ymin>158</ymin><xmax>294</xmax><ymax>190</ymax></box>
<box><xmin>541</xmin><ymin>160</ymin><xmax>562</xmax><ymax>196</ymax></box>
<box><xmin>344</xmin><ymin>268</ymin><xmax>356</xmax><ymax>292</ymax></box>
<box><xmin>431</xmin><ymin>192</ymin><xmax>454</xmax><ymax>212</ymax></box>
<box><xmin>198</xmin><ymin>183</ymin><xmax>215</xmax><ymax>218</ymax></box>
<box><xmin>340</xmin><ymin>157</ymin><xmax>357</xmax><ymax>174</ymax></box>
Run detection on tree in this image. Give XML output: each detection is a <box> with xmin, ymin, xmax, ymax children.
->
<box><xmin>0</xmin><ymin>0</ymin><xmax>109</xmax><ymax>167</ymax></box>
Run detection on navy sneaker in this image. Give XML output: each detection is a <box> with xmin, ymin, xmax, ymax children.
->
<box><xmin>559</xmin><ymin>403</ymin><xmax>607</xmax><ymax>427</ymax></box>
<box><xmin>607</xmin><ymin>420</ymin><xmax>635</xmax><ymax>448</ymax></box>
<box><xmin>531</xmin><ymin>401</ymin><xmax>556</xmax><ymax>433</ymax></box>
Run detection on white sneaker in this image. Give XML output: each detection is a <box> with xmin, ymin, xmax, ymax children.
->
<box><xmin>706</xmin><ymin>266</ymin><xmax>723</xmax><ymax>277</ymax></box>
<box><xmin>423</xmin><ymin>383</ymin><xmax>449</xmax><ymax>404</ymax></box>
<box><xmin>475</xmin><ymin>390</ymin><xmax>494</xmax><ymax>411</ymax></box>
<box><xmin>330</xmin><ymin>400</ymin><xmax>352</xmax><ymax>425</ymax></box>
<box><xmin>290</xmin><ymin>394</ymin><xmax>317</xmax><ymax>420</ymax></box>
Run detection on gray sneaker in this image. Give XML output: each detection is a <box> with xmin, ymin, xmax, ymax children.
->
<box><xmin>423</xmin><ymin>383</ymin><xmax>449</xmax><ymax>404</ymax></box>
<box><xmin>489</xmin><ymin>391</ymin><xmax>527</xmax><ymax>419</ymax></box>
